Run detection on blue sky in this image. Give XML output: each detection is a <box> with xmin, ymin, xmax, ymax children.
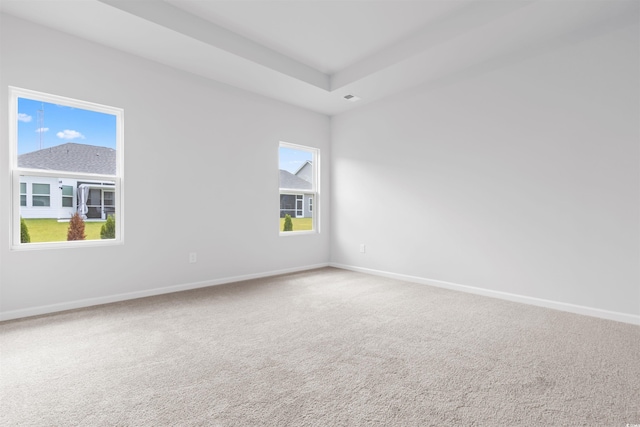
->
<box><xmin>279</xmin><ymin>146</ymin><xmax>313</xmax><ymax>173</ymax></box>
<box><xmin>17</xmin><ymin>97</ymin><xmax>116</xmax><ymax>155</ymax></box>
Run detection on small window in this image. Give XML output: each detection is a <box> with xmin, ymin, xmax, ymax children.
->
<box><xmin>19</xmin><ymin>183</ymin><xmax>26</xmax><ymax>207</ymax></box>
<box><xmin>278</xmin><ymin>142</ymin><xmax>319</xmax><ymax>234</ymax></box>
<box><xmin>10</xmin><ymin>87</ymin><xmax>123</xmax><ymax>248</ymax></box>
<box><xmin>61</xmin><ymin>185</ymin><xmax>73</xmax><ymax>208</ymax></box>
<box><xmin>32</xmin><ymin>183</ymin><xmax>50</xmax><ymax>207</ymax></box>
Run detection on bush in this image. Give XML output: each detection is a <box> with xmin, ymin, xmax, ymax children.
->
<box><xmin>67</xmin><ymin>212</ymin><xmax>86</xmax><ymax>241</ymax></box>
<box><xmin>283</xmin><ymin>214</ymin><xmax>293</xmax><ymax>232</ymax></box>
<box><xmin>100</xmin><ymin>214</ymin><xmax>116</xmax><ymax>239</ymax></box>
<box><xmin>20</xmin><ymin>217</ymin><xmax>30</xmax><ymax>243</ymax></box>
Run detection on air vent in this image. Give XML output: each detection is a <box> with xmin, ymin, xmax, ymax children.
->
<box><xmin>343</xmin><ymin>94</ymin><xmax>361</xmax><ymax>102</ymax></box>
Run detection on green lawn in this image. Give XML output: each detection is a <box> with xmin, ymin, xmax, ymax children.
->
<box><xmin>279</xmin><ymin>217</ymin><xmax>313</xmax><ymax>232</ymax></box>
<box><xmin>24</xmin><ymin>217</ymin><xmax>307</xmax><ymax>242</ymax></box>
<box><xmin>23</xmin><ymin>218</ymin><xmax>106</xmax><ymax>242</ymax></box>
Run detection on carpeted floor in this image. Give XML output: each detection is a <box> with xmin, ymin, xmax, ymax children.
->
<box><xmin>1</xmin><ymin>267</ymin><xmax>638</xmax><ymax>426</ymax></box>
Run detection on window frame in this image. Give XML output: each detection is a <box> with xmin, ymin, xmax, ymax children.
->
<box><xmin>61</xmin><ymin>185</ymin><xmax>74</xmax><ymax>208</ymax></box>
<box><xmin>278</xmin><ymin>141</ymin><xmax>319</xmax><ymax>236</ymax></box>
<box><xmin>19</xmin><ymin>182</ymin><xmax>26</xmax><ymax>207</ymax></box>
<box><xmin>9</xmin><ymin>86</ymin><xmax>124</xmax><ymax>250</ymax></box>
<box><xmin>31</xmin><ymin>183</ymin><xmax>51</xmax><ymax>207</ymax></box>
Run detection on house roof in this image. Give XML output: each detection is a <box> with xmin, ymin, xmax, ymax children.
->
<box><xmin>294</xmin><ymin>160</ymin><xmax>312</xmax><ymax>176</ymax></box>
<box><xmin>18</xmin><ymin>143</ymin><xmax>116</xmax><ymax>175</ymax></box>
<box><xmin>279</xmin><ymin>170</ymin><xmax>312</xmax><ymax>190</ymax></box>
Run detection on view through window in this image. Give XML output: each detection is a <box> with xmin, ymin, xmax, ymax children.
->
<box><xmin>279</xmin><ymin>142</ymin><xmax>318</xmax><ymax>234</ymax></box>
<box><xmin>10</xmin><ymin>87</ymin><xmax>123</xmax><ymax>247</ymax></box>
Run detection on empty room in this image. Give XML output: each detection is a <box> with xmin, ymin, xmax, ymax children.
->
<box><xmin>1</xmin><ymin>1</ymin><xmax>638</xmax><ymax>425</ymax></box>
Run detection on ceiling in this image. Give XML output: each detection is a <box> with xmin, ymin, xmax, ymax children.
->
<box><xmin>1</xmin><ymin>0</ymin><xmax>636</xmax><ymax>116</ymax></box>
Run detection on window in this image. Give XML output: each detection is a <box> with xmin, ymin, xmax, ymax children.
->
<box><xmin>10</xmin><ymin>87</ymin><xmax>123</xmax><ymax>248</ymax></box>
<box><xmin>278</xmin><ymin>142</ymin><xmax>319</xmax><ymax>234</ymax></box>
<box><xmin>61</xmin><ymin>185</ymin><xmax>73</xmax><ymax>208</ymax></box>
<box><xmin>32</xmin><ymin>183</ymin><xmax>50</xmax><ymax>207</ymax></box>
<box><xmin>19</xmin><ymin>183</ymin><xmax>26</xmax><ymax>207</ymax></box>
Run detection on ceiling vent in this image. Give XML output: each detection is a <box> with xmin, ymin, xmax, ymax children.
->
<box><xmin>343</xmin><ymin>94</ymin><xmax>361</xmax><ymax>102</ymax></box>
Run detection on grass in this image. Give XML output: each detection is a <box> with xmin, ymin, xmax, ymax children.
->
<box><xmin>23</xmin><ymin>218</ymin><xmax>106</xmax><ymax>242</ymax></box>
<box><xmin>23</xmin><ymin>216</ymin><xmax>309</xmax><ymax>242</ymax></box>
<box><xmin>279</xmin><ymin>217</ymin><xmax>313</xmax><ymax>232</ymax></box>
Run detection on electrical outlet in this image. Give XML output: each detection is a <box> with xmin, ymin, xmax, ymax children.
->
<box><xmin>360</xmin><ymin>244</ymin><xmax>366</xmax><ymax>254</ymax></box>
<box><xmin>189</xmin><ymin>252</ymin><xmax>197</xmax><ymax>263</ymax></box>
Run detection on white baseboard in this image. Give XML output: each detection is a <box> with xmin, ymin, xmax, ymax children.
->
<box><xmin>330</xmin><ymin>263</ymin><xmax>640</xmax><ymax>326</ymax></box>
<box><xmin>0</xmin><ymin>263</ymin><xmax>330</xmax><ymax>322</ymax></box>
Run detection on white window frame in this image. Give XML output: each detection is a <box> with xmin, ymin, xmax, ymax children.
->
<box><xmin>31</xmin><ymin>183</ymin><xmax>51</xmax><ymax>207</ymax></box>
<box><xmin>9</xmin><ymin>87</ymin><xmax>124</xmax><ymax>250</ymax></box>
<box><xmin>279</xmin><ymin>141</ymin><xmax>319</xmax><ymax>236</ymax></box>
<box><xmin>19</xmin><ymin>182</ymin><xmax>26</xmax><ymax>207</ymax></box>
<box><xmin>61</xmin><ymin>185</ymin><xmax>74</xmax><ymax>208</ymax></box>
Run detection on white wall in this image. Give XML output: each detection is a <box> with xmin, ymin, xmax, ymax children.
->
<box><xmin>331</xmin><ymin>20</ymin><xmax>639</xmax><ymax>320</ymax></box>
<box><xmin>0</xmin><ymin>14</ymin><xmax>331</xmax><ymax>319</ymax></box>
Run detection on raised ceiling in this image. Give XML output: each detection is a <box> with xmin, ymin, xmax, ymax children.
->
<box><xmin>1</xmin><ymin>0</ymin><xmax>637</xmax><ymax>115</ymax></box>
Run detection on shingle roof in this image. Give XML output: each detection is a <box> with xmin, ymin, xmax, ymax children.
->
<box><xmin>279</xmin><ymin>170</ymin><xmax>312</xmax><ymax>190</ymax></box>
<box><xmin>18</xmin><ymin>143</ymin><xmax>116</xmax><ymax>175</ymax></box>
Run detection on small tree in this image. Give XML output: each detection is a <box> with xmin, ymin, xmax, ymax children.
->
<box><xmin>67</xmin><ymin>212</ymin><xmax>86</xmax><ymax>241</ymax></box>
<box><xmin>100</xmin><ymin>214</ymin><xmax>116</xmax><ymax>239</ymax></box>
<box><xmin>20</xmin><ymin>217</ymin><xmax>31</xmax><ymax>243</ymax></box>
<box><xmin>283</xmin><ymin>214</ymin><xmax>293</xmax><ymax>232</ymax></box>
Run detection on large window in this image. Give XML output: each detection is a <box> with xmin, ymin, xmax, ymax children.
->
<box><xmin>278</xmin><ymin>142</ymin><xmax>319</xmax><ymax>234</ymax></box>
<box><xmin>10</xmin><ymin>87</ymin><xmax>124</xmax><ymax>248</ymax></box>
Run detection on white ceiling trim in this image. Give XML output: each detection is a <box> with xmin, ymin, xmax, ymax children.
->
<box><xmin>98</xmin><ymin>0</ymin><xmax>331</xmax><ymax>91</ymax></box>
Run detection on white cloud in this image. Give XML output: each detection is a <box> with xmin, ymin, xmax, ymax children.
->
<box><xmin>56</xmin><ymin>129</ymin><xmax>85</xmax><ymax>140</ymax></box>
<box><xmin>18</xmin><ymin>113</ymin><xmax>32</xmax><ymax>123</ymax></box>
<box><xmin>35</xmin><ymin>127</ymin><xmax>49</xmax><ymax>133</ymax></box>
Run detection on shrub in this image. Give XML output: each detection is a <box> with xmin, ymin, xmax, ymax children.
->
<box><xmin>283</xmin><ymin>214</ymin><xmax>293</xmax><ymax>232</ymax></box>
<box><xmin>20</xmin><ymin>217</ymin><xmax>30</xmax><ymax>243</ymax></box>
<box><xmin>67</xmin><ymin>212</ymin><xmax>86</xmax><ymax>241</ymax></box>
<box><xmin>100</xmin><ymin>214</ymin><xmax>116</xmax><ymax>239</ymax></box>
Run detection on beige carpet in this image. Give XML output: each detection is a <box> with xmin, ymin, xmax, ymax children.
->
<box><xmin>1</xmin><ymin>267</ymin><xmax>638</xmax><ymax>426</ymax></box>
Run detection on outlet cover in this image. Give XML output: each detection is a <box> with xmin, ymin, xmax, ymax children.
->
<box><xmin>189</xmin><ymin>252</ymin><xmax>197</xmax><ymax>263</ymax></box>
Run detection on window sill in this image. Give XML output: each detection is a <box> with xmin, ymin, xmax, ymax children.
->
<box><xmin>11</xmin><ymin>239</ymin><xmax>123</xmax><ymax>251</ymax></box>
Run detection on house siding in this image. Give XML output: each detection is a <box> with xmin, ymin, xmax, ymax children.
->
<box><xmin>20</xmin><ymin>176</ymin><xmax>76</xmax><ymax>219</ymax></box>
<box><xmin>295</xmin><ymin>162</ymin><xmax>313</xmax><ymax>184</ymax></box>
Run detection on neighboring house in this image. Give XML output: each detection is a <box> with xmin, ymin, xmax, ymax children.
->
<box><xmin>18</xmin><ymin>143</ymin><xmax>116</xmax><ymax>220</ymax></box>
<box><xmin>279</xmin><ymin>166</ymin><xmax>313</xmax><ymax>218</ymax></box>
<box><xmin>294</xmin><ymin>160</ymin><xmax>313</xmax><ymax>184</ymax></box>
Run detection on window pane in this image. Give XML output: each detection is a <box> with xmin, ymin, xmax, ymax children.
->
<box><xmin>20</xmin><ymin>182</ymin><xmax>26</xmax><ymax>193</ymax></box>
<box><xmin>104</xmin><ymin>191</ymin><xmax>115</xmax><ymax>206</ymax></box>
<box><xmin>280</xmin><ymin>194</ymin><xmax>296</xmax><ymax>215</ymax></box>
<box><xmin>88</xmin><ymin>189</ymin><xmax>101</xmax><ymax>205</ymax></box>
<box><xmin>278</xmin><ymin>146</ymin><xmax>314</xmax><ymax>189</ymax></box>
<box><xmin>17</xmin><ymin>97</ymin><xmax>117</xmax><ymax>175</ymax></box>
<box><xmin>32</xmin><ymin>183</ymin><xmax>49</xmax><ymax>195</ymax></box>
<box><xmin>19</xmin><ymin>176</ymin><xmax>119</xmax><ymax>241</ymax></box>
<box><xmin>278</xmin><ymin>143</ymin><xmax>318</xmax><ymax>233</ymax></box>
<box><xmin>32</xmin><ymin>195</ymin><xmax>50</xmax><ymax>206</ymax></box>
